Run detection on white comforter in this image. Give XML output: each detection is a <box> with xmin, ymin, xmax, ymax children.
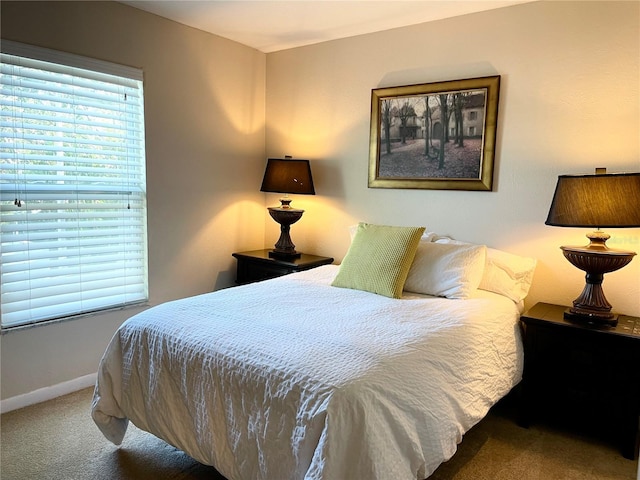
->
<box><xmin>92</xmin><ymin>265</ymin><xmax>523</xmax><ymax>480</ymax></box>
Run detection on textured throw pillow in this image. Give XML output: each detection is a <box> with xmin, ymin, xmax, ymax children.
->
<box><xmin>332</xmin><ymin>223</ymin><xmax>425</xmax><ymax>298</ymax></box>
<box><xmin>349</xmin><ymin>224</ymin><xmax>436</xmax><ymax>244</ymax></box>
<box><xmin>404</xmin><ymin>242</ymin><xmax>487</xmax><ymax>299</ymax></box>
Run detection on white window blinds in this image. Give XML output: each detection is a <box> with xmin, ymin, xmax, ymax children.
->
<box><xmin>1</xmin><ymin>41</ymin><xmax>148</xmax><ymax>329</ymax></box>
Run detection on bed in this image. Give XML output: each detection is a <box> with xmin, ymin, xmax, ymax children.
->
<box><xmin>92</xmin><ymin>225</ymin><xmax>537</xmax><ymax>480</ymax></box>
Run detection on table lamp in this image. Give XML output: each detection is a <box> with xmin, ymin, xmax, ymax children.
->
<box><xmin>545</xmin><ymin>169</ymin><xmax>640</xmax><ymax>325</ymax></box>
<box><xmin>260</xmin><ymin>157</ymin><xmax>315</xmax><ymax>259</ymax></box>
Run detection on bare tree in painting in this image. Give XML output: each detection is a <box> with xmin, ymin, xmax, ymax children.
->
<box><xmin>423</xmin><ymin>95</ymin><xmax>432</xmax><ymax>157</ymax></box>
<box><xmin>381</xmin><ymin>99</ymin><xmax>392</xmax><ymax>154</ymax></box>
<box><xmin>396</xmin><ymin>99</ymin><xmax>417</xmax><ymax>145</ymax></box>
<box><xmin>437</xmin><ymin>93</ymin><xmax>449</xmax><ymax>169</ymax></box>
<box><xmin>452</xmin><ymin>93</ymin><xmax>465</xmax><ymax>147</ymax></box>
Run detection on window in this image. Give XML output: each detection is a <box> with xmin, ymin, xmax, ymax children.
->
<box><xmin>1</xmin><ymin>41</ymin><xmax>148</xmax><ymax>330</ymax></box>
<box><xmin>468</xmin><ymin>111</ymin><xmax>477</xmax><ymax>121</ymax></box>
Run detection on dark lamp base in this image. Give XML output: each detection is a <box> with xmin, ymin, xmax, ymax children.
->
<box><xmin>268</xmin><ymin>250</ymin><xmax>302</xmax><ymax>260</ymax></box>
<box><xmin>560</xmin><ymin>232</ymin><xmax>636</xmax><ymax>329</ymax></box>
<box><xmin>563</xmin><ymin>308</ymin><xmax>619</xmax><ymax>327</ymax></box>
<box><xmin>267</xmin><ymin>206</ymin><xmax>304</xmax><ymax>261</ymax></box>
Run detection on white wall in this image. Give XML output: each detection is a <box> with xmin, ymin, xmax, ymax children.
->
<box><xmin>265</xmin><ymin>0</ymin><xmax>640</xmax><ymax>316</ymax></box>
<box><xmin>0</xmin><ymin>1</ymin><xmax>267</xmax><ymax>402</ymax></box>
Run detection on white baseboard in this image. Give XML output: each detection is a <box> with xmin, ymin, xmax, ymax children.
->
<box><xmin>0</xmin><ymin>372</ymin><xmax>97</xmax><ymax>414</ymax></box>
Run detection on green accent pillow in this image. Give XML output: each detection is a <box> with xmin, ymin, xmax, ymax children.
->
<box><xmin>331</xmin><ymin>223</ymin><xmax>425</xmax><ymax>298</ymax></box>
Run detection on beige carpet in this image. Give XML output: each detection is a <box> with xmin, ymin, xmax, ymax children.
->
<box><xmin>1</xmin><ymin>388</ymin><xmax>636</xmax><ymax>480</ymax></box>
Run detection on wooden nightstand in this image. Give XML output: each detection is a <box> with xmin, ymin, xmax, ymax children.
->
<box><xmin>519</xmin><ymin>302</ymin><xmax>640</xmax><ymax>459</ymax></box>
<box><xmin>232</xmin><ymin>249</ymin><xmax>334</xmax><ymax>284</ymax></box>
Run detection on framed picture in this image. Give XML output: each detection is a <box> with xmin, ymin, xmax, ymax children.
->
<box><xmin>368</xmin><ymin>75</ymin><xmax>500</xmax><ymax>191</ymax></box>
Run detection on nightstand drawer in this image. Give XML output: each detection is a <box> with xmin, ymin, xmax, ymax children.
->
<box><xmin>232</xmin><ymin>249</ymin><xmax>334</xmax><ymax>285</ymax></box>
<box><xmin>532</xmin><ymin>326</ymin><xmax>638</xmax><ymax>394</ymax></box>
<box><xmin>236</xmin><ymin>261</ymin><xmax>293</xmax><ymax>283</ymax></box>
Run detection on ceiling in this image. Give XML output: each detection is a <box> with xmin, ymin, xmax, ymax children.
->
<box><xmin>121</xmin><ymin>1</ymin><xmax>534</xmax><ymax>53</ymax></box>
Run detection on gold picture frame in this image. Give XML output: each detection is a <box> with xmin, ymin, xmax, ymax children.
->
<box><xmin>368</xmin><ymin>75</ymin><xmax>500</xmax><ymax>191</ymax></box>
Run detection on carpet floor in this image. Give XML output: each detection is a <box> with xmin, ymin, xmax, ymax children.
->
<box><xmin>1</xmin><ymin>387</ymin><xmax>637</xmax><ymax>480</ymax></box>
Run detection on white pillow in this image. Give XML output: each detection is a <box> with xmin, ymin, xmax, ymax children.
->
<box><xmin>433</xmin><ymin>236</ymin><xmax>537</xmax><ymax>303</ymax></box>
<box><xmin>404</xmin><ymin>242</ymin><xmax>487</xmax><ymax>299</ymax></box>
<box><xmin>479</xmin><ymin>248</ymin><xmax>537</xmax><ymax>303</ymax></box>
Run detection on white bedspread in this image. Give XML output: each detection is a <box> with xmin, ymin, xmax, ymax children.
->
<box><xmin>92</xmin><ymin>265</ymin><xmax>523</xmax><ymax>480</ymax></box>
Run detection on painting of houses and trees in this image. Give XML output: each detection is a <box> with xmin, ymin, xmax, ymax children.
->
<box><xmin>369</xmin><ymin>76</ymin><xmax>500</xmax><ymax>191</ymax></box>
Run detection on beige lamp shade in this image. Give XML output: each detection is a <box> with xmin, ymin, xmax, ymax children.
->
<box><xmin>260</xmin><ymin>158</ymin><xmax>315</xmax><ymax>196</ymax></box>
<box><xmin>545</xmin><ymin>172</ymin><xmax>640</xmax><ymax>228</ymax></box>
